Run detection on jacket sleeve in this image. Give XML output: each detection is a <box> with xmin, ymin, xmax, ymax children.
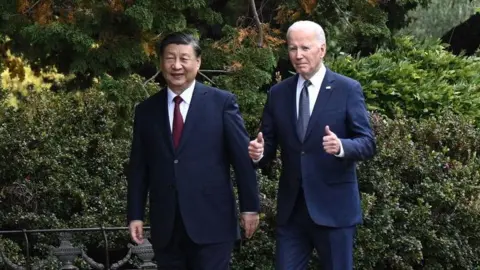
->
<box><xmin>127</xmin><ymin>105</ymin><xmax>149</xmax><ymax>223</ymax></box>
<box><xmin>339</xmin><ymin>82</ymin><xmax>376</xmax><ymax>161</ymax></box>
<box><xmin>223</xmin><ymin>94</ymin><xmax>260</xmax><ymax>213</ymax></box>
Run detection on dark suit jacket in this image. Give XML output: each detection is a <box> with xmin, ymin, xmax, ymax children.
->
<box><xmin>258</xmin><ymin>69</ymin><xmax>376</xmax><ymax>228</ymax></box>
<box><xmin>127</xmin><ymin>82</ymin><xmax>260</xmax><ymax>248</ymax></box>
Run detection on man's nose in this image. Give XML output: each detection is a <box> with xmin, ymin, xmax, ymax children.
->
<box><xmin>295</xmin><ymin>50</ymin><xmax>303</xmax><ymax>59</ymax></box>
<box><xmin>172</xmin><ymin>59</ymin><xmax>182</xmax><ymax>69</ymax></box>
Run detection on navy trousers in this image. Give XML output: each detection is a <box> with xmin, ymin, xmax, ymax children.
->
<box><xmin>154</xmin><ymin>200</ymin><xmax>234</xmax><ymax>270</ymax></box>
<box><xmin>275</xmin><ymin>188</ymin><xmax>356</xmax><ymax>270</ymax></box>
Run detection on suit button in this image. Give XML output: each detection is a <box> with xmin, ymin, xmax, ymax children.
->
<box><xmin>301</xmin><ymin>151</ymin><xmax>305</xmax><ymax>155</ymax></box>
<box><xmin>174</xmin><ymin>159</ymin><xmax>178</xmax><ymax>164</ymax></box>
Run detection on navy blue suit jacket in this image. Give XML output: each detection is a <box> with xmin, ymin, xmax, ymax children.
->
<box><xmin>127</xmin><ymin>82</ymin><xmax>260</xmax><ymax>248</ymax></box>
<box><xmin>258</xmin><ymin>69</ymin><xmax>376</xmax><ymax>228</ymax></box>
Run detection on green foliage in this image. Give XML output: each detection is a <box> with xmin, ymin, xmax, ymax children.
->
<box><xmin>355</xmin><ymin>112</ymin><xmax>480</xmax><ymax>269</ymax></box>
<box><xmin>0</xmin><ymin>0</ymin><xmax>440</xmax><ymax>92</ymax></box>
<box><xmin>0</xmin><ymin>75</ymin><xmax>158</xmax><ymax>265</ymax></box>
<box><xmin>0</xmin><ymin>0</ymin><xmax>223</xmax><ymax>81</ymax></box>
<box><xmin>398</xmin><ymin>0</ymin><xmax>480</xmax><ymax>40</ymax></box>
<box><xmin>235</xmin><ymin>112</ymin><xmax>480</xmax><ymax>269</ymax></box>
<box><xmin>230</xmin><ymin>173</ymin><xmax>279</xmax><ymax>269</ymax></box>
<box><xmin>3</xmin><ymin>74</ymin><xmax>480</xmax><ymax>268</ymax></box>
<box><xmin>2</xmin><ymin>1</ymin><xmax>480</xmax><ymax>269</ymax></box>
<box><xmin>267</xmin><ymin>0</ymin><xmax>431</xmax><ymax>56</ymax></box>
<box><xmin>313</xmin><ymin>0</ymin><xmax>390</xmax><ymax>54</ymax></box>
<box><xmin>201</xmin><ymin>25</ymin><xmax>278</xmax><ymax>134</ymax></box>
<box><xmin>329</xmin><ymin>36</ymin><xmax>480</xmax><ymax>122</ymax></box>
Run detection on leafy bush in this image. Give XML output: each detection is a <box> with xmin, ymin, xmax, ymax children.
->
<box><xmin>231</xmin><ymin>112</ymin><xmax>480</xmax><ymax>269</ymax></box>
<box><xmin>329</xmin><ymin>36</ymin><xmax>480</xmax><ymax>123</ymax></box>
<box><xmin>2</xmin><ymin>53</ymin><xmax>480</xmax><ymax>269</ymax></box>
<box><xmin>0</xmin><ymin>75</ymin><xmax>156</xmax><ymax>266</ymax></box>
<box><xmin>355</xmin><ymin>112</ymin><xmax>480</xmax><ymax>269</ymax></box>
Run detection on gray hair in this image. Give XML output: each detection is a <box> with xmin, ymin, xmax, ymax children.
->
<box><xmin>286</xmin><ymin>20</ymin><xmax>326</xmax><ymax>44</ymax></box>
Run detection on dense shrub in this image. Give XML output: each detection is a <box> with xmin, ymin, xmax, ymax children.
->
<box><xmin>2</xmin><ymin>36</ymin><xmax>480</xmax><ymax>268</ymax></box>
<box><xmin>329</xmin><ymin>36</ymin><xmax>480</xmax><ymax>123</ymax></box>
<box><xmin>0</xmin><ymin>75</ymin><xmax>157</xmax><ymax>267</ymax></box>
<box><xmin>3</xmin><ymin>78</ymin><xmax>480</xmax><ymax>269</ymax></box>
<box><xmin>228</xmin><ymin>112</ymin><xmax>480</xmax><ymax>270</ymax></box>
<box><xmin>355</xmin><ymin>112</ymin><xmax>480</xmax><ymax>269</ymax></box>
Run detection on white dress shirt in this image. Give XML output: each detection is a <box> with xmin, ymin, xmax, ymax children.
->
<box><xmin>253</xmin><ymin>64</ymin><xmax>344</xmax><ymax>161</ymax></box>
<box><xmin>296</xmin><ymin>64</ymin><xmax>344</xmax><ymax>157</ymax></box>
<box><xmin>167</xmin><ymin>81</ymin><xmax>195</xmax><ymax>131</ymax></box>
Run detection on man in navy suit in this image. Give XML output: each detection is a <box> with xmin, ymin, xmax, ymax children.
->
<box><xmin>127</xmin><ymin>32</ymin><xmax>260</xmax><ymax>269</ymax></box>
<box><xmin>249</xmin><ymin>21</ymin><xmax>376</xmax><ymax>269</ymax></box>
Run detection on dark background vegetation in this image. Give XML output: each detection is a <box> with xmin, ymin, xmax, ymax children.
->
<box><xmin>1</xmin><ymin>0</ymin><xmax>479</xmax><ymax>269</ymax></box>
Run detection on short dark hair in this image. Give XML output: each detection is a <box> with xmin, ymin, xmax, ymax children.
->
<box><xmin>156</xmin><ymin>32</ymin><xmax>201</xmax><ymax>57</ymax></box>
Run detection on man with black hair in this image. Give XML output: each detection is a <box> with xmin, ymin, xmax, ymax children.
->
<box><xmin>127</xmin><ymin>32</ymin><xmax>260</xmax><ymax>269</ymax></box>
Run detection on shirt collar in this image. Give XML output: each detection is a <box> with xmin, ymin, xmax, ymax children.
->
<box><xmin>298</xmin><ymin>64</ymin><xmax>326</xmax><ymax>89</ymax></box>
<box><xmin>167</xmin><ymin>81</ymin><xmax>196</xmax><ymax>105</ymax></box>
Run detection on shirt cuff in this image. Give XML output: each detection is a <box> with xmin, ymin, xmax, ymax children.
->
<box><xmin>334</xmin><ymin>139</ymin><xmax>345</xmax><ymax>158</ymax></box>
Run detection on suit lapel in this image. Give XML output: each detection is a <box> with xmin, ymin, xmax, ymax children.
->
<box><xmin>155</xmin><ymin>89</ymin><xmax>175</xmax><ymax>154</ymax></box>
<box><xmin>288</xmin><ymin>74</ymin><xmax>302</xmax><ymax>142</ymax></box>
<box><xmin>175</xmin><ymin>82</ymin><xmax>208</xmax><ymax>155</ymax></box>
<box><xmin>304</xmin><ymin>69</ymin><xmax>335</xmax><ymax>141</ymax></box>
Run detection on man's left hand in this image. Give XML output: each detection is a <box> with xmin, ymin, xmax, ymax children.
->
<box><xmin>323</xmin><ymin>125</ymin><xmax>340</xmax><ymax>155</ymax></box>
<box><xmin>241</xmin><ymin>213</ymin><xmax>259</xmax><ymax>239</ymax></box>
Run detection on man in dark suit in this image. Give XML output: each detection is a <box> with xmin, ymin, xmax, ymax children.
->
<box><xmin>249</xmin><ymin>21</ymin><xmax>376</xmax><ymax>269</ymax></box>
<box><xmin>127</xmin><ymin>32</ymin><xmax>260</xmax><ymax>269</ymax></box>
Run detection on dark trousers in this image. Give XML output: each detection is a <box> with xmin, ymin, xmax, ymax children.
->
<box><xmin>154</xmin><ymin>202</ymin><xmax>234</xmax><ymax>270</ymax></box>
<box><xmin>275</xmin><ymin>188</ymin><xmax>356</xmax><ymax>270</ymax></box>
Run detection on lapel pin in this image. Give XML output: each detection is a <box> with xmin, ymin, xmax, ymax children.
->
<box><xmin>326</xmin><ymin>86</ymin><xmax>332</xmax><ymax>90</ymax></box>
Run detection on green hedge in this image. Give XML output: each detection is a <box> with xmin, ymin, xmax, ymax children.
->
<box><xmin>2</xmin><ymin>37</ymin><xmax>480</xmax><ymax>269</ymax></box>
<box><xmin>229</xmin><ymin>112</ymin><xmax>480</xmax><ymax>270</ymax></box>
<box><xmin>2</xmin><ymin>85</ymin><xmax>480</xmax><ymax>269</ymax></box>
<box><xmin>329</xmin><ymin>36</ymin><xmax>480</xmax><ymax>123</ymax></box>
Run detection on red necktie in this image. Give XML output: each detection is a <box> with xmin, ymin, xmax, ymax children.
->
<box><xmin>172</xmin><ymin>96</ymin><xmax>184</xmax><ymax>148</ymax></box>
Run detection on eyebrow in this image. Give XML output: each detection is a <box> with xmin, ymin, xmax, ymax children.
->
<box><xmin>165</xmin><ymin>53</ymin><xmax>193</xmax><ymax>57</ymax></box>
<box><xmin>288</xmin><ymin>45</ymin><xmax>311</xmax><ymax>48</ymax></box>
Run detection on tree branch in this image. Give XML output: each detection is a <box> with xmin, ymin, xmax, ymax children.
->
<box><xmin>23</xmin><ymin>0</ymin><xmax>42</xmax><ymax>14</ymax></box>
<box><xmin>139</xmin><ymin>69</ymin><xmax>230</xmax><ymax>94</ymax></box>
<box><xmin>199</xmin><ymin>69</ymin><xmax>232</xmax><ymax>74</ymax></box>
<box><xmin>141</xmin><ymin>70</ymin><xmax>160</xmax><ymax>97</ymax></box>
<box><xmin>249</xmin><ymin>0</ymin><xmax>263</xmax><ymax>47</ymax></box>
<box><xmin>198</xmin><ymin>71</ymin><xmax>216</xmax><ymax>86</ymax></box>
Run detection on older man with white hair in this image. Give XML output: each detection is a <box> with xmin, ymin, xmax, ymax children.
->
<box><xmin>248</xmin><ymin>20</ymin><xmax>376</xmax><ymax>269</ymax></box>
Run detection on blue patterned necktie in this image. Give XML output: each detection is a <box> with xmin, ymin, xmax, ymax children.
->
<box><xmin>297</xmin><ymin>79</ymin><xmax>311</xmax><ymax>141</ymax></box>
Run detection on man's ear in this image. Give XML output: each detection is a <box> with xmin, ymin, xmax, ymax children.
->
<box><xmin>196</xmin><ymin>56</ymin><xmax>201</xmax><ymax>68</ymax></box>
<box><xmin>319</xmin><ymin>43</ymin><xmax>327</xmax><ymax>58</ymax></box>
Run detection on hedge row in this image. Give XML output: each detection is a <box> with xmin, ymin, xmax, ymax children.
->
<box><xmin>1</xmin><ymin>37</ymin><xmax>480</xmax><ymax>269</ymax></box>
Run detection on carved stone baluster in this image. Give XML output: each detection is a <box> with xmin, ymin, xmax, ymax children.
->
<box><xmin>130</xmin><ymin>234</ymin><xmax>156</xmax><ymax>269</ymax></box>
<box><xmin>51</xmin><ymin>233</ymin><xmax>81</xmax><ymax>270</ymax></box>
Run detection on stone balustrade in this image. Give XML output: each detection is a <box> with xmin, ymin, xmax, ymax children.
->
<box><xmin>0</xmin><ymin>227</ymin><xmax>157</xmax><ymax>270</ymax></box>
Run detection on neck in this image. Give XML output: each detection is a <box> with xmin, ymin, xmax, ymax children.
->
<box><xmin>168</xmin><ymin>81</ymin><xmax>194</xmax><ymax>95</ymax></box>
<box><xmin>170</xmin><ymin>88</ymin><xmax>185</xmax><ymax>95</ymax></box>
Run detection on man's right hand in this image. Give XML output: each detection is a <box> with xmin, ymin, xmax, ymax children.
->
<box><xmin>129</xmin><ymin>220</ymin><xmax>144</xmax><ymax>244</ymax></box>
<box><xmin>248</xmin><ymin>132</ymin><xmax>264</xmax><ymax>160</ymax></box>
